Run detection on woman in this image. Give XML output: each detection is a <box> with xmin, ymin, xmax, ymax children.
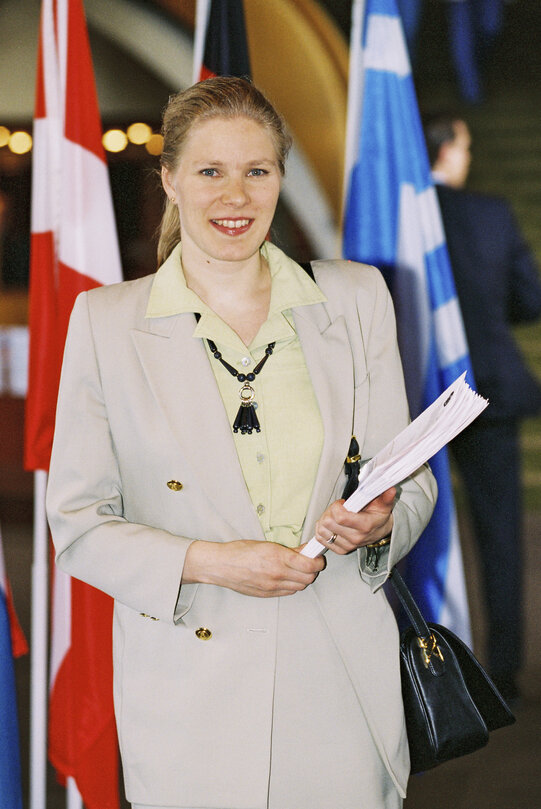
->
<box><xmin>47</xmin><ymin>77</ymin><xmax>437</xmax><ymax>809</ymax></box>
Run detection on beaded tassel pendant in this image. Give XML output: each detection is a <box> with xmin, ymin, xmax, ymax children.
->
<box><xmin>233</xmin><ymin>381</ymin><xmax>260</xmax><ymax>434</ymax></box>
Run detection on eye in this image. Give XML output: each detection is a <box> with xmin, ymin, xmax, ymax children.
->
<box><xmin>200</xmin><ymin>168</ymin><xmax>219</xmax><ymax>177</ymax></box>
<box><xmin>248</xmin><ymin>168</ymin><xmax>269</xmax><ymax>177</ymax></box>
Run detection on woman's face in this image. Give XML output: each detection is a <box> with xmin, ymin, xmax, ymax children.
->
<box><xmin>162</xmin><ymin>116</ymin><xmax>282</xmax><ymax>267</ymax></box>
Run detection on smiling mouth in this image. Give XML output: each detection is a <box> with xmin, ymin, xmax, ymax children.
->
<box><xmin>211</xmin><ymin>218</ymin><xmax>253</xmax><ymax>234</ymax></box>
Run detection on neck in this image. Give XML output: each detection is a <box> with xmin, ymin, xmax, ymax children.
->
<box><xmin>182</xmin><ymin>250</ymin><xmax>264</xmax><ymax>300</ymax></box>
<box><xmin>431</xmin><ymin>163</ymin><xmax>466</xmax><ymax>190</ymax></box>
<box><xmin>181</xmin><ymin>246</ymin><xmax>272</xmax><ymax>345</ymax></box>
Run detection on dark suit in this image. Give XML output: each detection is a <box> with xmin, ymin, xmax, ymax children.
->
<box><xmin>437</xmin><ymin>183</ymin><xmax>541</xmax><ymax>690</ymax></box>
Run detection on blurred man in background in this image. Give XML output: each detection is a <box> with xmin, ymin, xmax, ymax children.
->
<box><xmin>424</xmin><ymin>113</ymin><xmax>541</xmax><ymax>702</ymax></box>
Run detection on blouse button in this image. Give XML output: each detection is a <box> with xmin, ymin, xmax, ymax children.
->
<box><xmin>256</xmin><ymin>503</ymin><xmax>265</xmax><ymax>516</ymax></box>
<box><xmin>241</xmin><ymin>356</ymin><xmax>251</xmax><ymax>366</ymax></box>
<box><xmin>195</xmin><ymin>627</ymin><xmax>212</xmax><ymax>640</ymax></box>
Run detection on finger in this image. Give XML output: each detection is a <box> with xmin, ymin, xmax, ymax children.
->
<box><xmin>324</xmin><ymin>508</ymin><xmax>377</xmax><ymax>534</ymax></box>
<box><xmin>314</xmin><ymin>526</ymin><xmax>341</xmax><ymax>548</ymax></box>
<box><xmin>313</xmin><ymin>526</ymin><xmax>355</xmax><ymax>556</ymax></box>
<box><xmin>320</xmin><ymin>510</ymin><xmax>393</xmax><ymax>549</ymax></box>
<box><xmin>285</xmin><ymin>555</ymin><xmax>325</xmax><ymax>579</ymax></box>
<box><xmin>364</xmin><ymin>486</ymin><xmax>396</xmax><ymax>510</ymax></box>
<box><xmin>261</xmin><ymin>567</ymin><xmax>321</xmax><ymax>596</ymax></box>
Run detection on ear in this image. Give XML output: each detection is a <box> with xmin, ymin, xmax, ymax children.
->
<box><xmin>438</xmin><ymin>141</ymin><xmax>454</xmax><ymax>165</ymax></box>
<box><xmin>161</xmin><ymin>166</ymin><xmax>175</xmax><ymax>201</ymax></box>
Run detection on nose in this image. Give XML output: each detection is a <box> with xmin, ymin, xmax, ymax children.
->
<box><xmin>221</xmin><ymin>176</ymin><xmax>249</xmax><ymax>206</ymax></box>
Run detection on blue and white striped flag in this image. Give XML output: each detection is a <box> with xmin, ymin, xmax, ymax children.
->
<box><xmin>343</xmin><ymin>0</ymin><xmax>472</xmax><ymax>641</ymax></box>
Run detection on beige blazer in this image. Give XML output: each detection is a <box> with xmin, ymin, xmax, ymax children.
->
<box><xmin>46</xmin><ymin>255</ymin><xmax>436</xmax><ymax>808</ymax></box>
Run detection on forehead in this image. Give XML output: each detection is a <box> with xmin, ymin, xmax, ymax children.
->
<box><xmin>181</xmin><ymin>115</ymin><xmax>278</xmax><ymax>160</ymax></box>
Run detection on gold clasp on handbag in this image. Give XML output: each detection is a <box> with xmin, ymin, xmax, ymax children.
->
<box><xmin>417</xmin><ymin>633</ymin><xmax>444</xmax><ymax>668</ymax></box>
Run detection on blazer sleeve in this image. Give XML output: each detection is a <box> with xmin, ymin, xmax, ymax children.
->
<box><xmin>46</xmin><ymin>292</ymin><xmax>198</xmax><ymax>624</ymax></box>
<box><xmin>313</xmin><ymin>260</ymin><xmax>437</xmax><ymax>590</ymax></box>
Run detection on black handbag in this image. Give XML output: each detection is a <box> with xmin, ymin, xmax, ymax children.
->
<box><xmin>340</xmin><ymin>437</ymin><xmax>515</xmax><ymax>772</ymax></box>
<box><xmin>389</xmin><ymin>567</ymin><xmax>516</xmax><ymax>773</ymax></box>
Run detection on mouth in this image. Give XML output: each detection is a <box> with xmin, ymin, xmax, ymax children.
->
<box><xmin>210</xmin><ymin>218</ymin><xmax>253</xmax><ymax>236</ymax></box>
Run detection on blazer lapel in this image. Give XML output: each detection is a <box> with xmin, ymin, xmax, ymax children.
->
<box><xmin>293</xmin><ymin>302</ymin><xmax>355</xmax><ymax>540</ymax></box>
<box><xmin>131</xmin><ymin>312</ymin><xmax>263</xmax><ymax>540</ymax></box>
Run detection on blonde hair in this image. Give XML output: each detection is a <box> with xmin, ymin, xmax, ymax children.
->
<box><xmin>157</xmin><ymin>76</ymin><xmax>291</xmax><ymax>266</ymax></box>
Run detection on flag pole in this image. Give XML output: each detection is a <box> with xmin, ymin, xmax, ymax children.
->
<box><xmin>342</xmin><ymin>0</ymin><xmax>367</xmax><ymax>227</ymax></box>
<box><xmin>29</xmin><ymin>470</ymin><xmax>48</xmax><ymax>809</ymax></box>
<box><xmin>193</xmin><ymin>0</ymin><xmax>211</xmax><ymax>83</ymax></box>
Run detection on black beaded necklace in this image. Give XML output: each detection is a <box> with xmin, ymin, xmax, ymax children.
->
<box><xmin>194</xmin><ymin>313</ymin><xmax>275</xmax><ymax>434</ymax></box>
<box><xmin>207</xmin><ymin>338</ymin><xmax>276</xmax><ymax>434</ymax></box>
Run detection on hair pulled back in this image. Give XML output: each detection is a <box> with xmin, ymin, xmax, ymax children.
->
<box><xmin>157</xmin><ymin>76</ymin><xmax>291</xmax><ymax>266</ymax></box>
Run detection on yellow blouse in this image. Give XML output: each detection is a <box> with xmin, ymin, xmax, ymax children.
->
<box><xmin>146</xmin><ymin>241</ymin><xmax>326</xmax><ymax>547</ymax></box>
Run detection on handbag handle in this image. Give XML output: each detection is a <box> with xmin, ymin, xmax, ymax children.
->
<box><xmin>389</xmin><ymin>568</ymin><xmax>431</xmax><ymax>641</ymax></box>
<box><xmin>389</xmin><ymin>569</ymin><xmax>446</xmax><ymax>670</ymax></box>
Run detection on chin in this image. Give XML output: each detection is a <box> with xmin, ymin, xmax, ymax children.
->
<box><xmin>210</xmin><ymin>237</ymin><xmax>266</xmax><ymax>262</ymax></box>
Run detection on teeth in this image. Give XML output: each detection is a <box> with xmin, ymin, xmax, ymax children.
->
<box><xmin>213</xmin><ymin>219</ymin><xmax>250</xmax><ymax>228</ymax></box>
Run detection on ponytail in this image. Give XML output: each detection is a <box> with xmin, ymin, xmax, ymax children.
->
<box><xmin>157</xmin><ymin>198</ymin><xmax>181</xmax><ymax>267</ymax></box>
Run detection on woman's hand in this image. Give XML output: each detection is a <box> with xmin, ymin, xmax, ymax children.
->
<box><xmin>314</xmin><ymin>487</ymin><xmax>396</xmax><ymax>555</ymax></box>
<box><xmin>183</xmin><ymin>539</ymin><xmax>325</xmax><ymax>597</ymax></box>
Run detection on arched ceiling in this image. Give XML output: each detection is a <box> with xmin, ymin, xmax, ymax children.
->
<box><xmin>1</xmin><ymin>0</ymin><xmax>349</xmax><ymax>252</ymax></box>
<box><xmin>0</xmin><ymin>0</ymin><xmax>185</xmax><ymax>121</ymax></box>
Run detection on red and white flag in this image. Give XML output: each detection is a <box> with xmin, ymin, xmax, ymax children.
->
<box><xmin>25</xmin><ymin>1</ymin><xmax>122</xmax><ymax>806</ymax></box>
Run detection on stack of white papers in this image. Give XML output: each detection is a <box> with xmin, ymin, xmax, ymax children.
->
<box><xmin>301</xmin><ymin>372</ymin><xmax>488</xmax><ymax>559</ymax></box>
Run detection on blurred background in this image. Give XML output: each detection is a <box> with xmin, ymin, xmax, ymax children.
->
<box><xmin>1</xmin><ymin>0</ymin><xmax>541</xmax><ymax>806</ymax></box>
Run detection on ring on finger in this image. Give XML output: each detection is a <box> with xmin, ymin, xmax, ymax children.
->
<box><xmin>328</xmin><ymin>533</ymin><xmax>337</xmax><ymax>545</ymax></box>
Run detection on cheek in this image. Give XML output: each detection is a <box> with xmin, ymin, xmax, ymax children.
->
<box><xmin>259</xmin><ymin>184</ymin><xmax>281</xmax><ymax>214</ymax></box>
<box><xmin>177</xmin><ymin>188</ymin><xmax>211</xmax><ymax>221</ymax></box>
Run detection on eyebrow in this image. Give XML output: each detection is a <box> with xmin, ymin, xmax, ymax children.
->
<box><xmin>194</xmin><ymin>158</ymin><xmax>277</xmax><ymax>167</ymax></box>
